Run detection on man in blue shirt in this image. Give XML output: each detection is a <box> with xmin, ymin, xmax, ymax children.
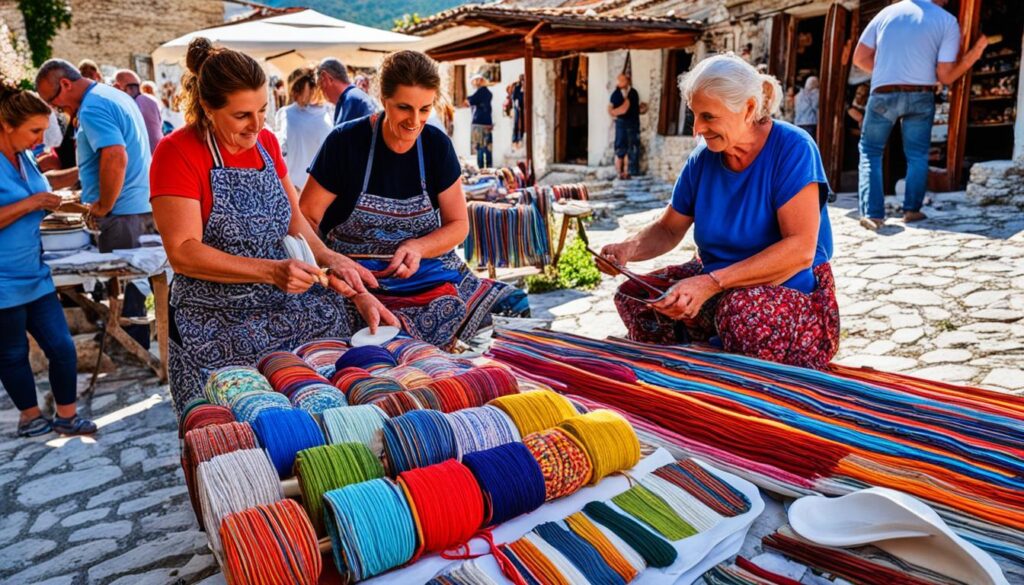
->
<box><xmin>36</xmin><ymin>59</ymin><xmax>155</xmax><ymax>348</ymax></box>
<box><xmin>853</xmin><ymin>0</ymin><xmax>987</xmax><ymax>231</ymax></box>
<box><xmin>317</xmin><ymin>58</ymin><xmax>376</xmax><ymax>126</ymax></box>
<box><xmin>465</xmin><ymin>74</ymin><xmax>493</xmax><ymax>169</ymax></box>
<box><xmin>608</xmin><ymin>74</ymin><xmax>643</xmax><ymax>179</ymax></box>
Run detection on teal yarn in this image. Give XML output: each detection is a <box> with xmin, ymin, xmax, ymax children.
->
<box><xmin>582</xmin><ymin>501</ymin><xmax>677</xmax><ymax>568</ymax></box>
<box><xmin>322</xmin><ymin>405</ymin><xmax>389</xmax><ymax>453</ymax></box>
<box><xmin>323</xmin><ymin>478</ymin><xmax>417</xmax><ymax>582</ymax></box>
<box><xmin>206</xmin><ymin>367</ymin><xmax>273</xmax><ymax>406</ymax></box>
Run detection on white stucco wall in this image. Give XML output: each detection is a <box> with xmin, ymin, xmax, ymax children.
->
<box><xmin>448</xmin><ymin>59</ymin><xmax>526</xmax><ymax>167</ymax></box>
<box><xmin>587</xmin><ymin>53</ymin><xmax>612</xmax><ymax>167</ymax></box>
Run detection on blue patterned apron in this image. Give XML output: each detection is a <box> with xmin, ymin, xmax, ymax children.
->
<box><xmin>167</xmin><ymin>131</ymin><xmax>351</xmax><ymax>412</ymax></box>
<box><xmin>324</xmin><ymin>115</ymin><xmax>512</xmax><ymax>349</ymax></box>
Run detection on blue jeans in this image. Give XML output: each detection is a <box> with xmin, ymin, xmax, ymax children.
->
<box><xmin>858</xmin><ymin>92</ymin><xmax>935</xmax><ymax>219</ymax></box>
<box><xmin>614</xmin><ymin>120</ymin><xmax>641</xmax><ymax>175</ymax></box>
<box><xmin>0</xmin><ymin>292</ymin><xmax>78</xmax><ymax>411</ymax></box>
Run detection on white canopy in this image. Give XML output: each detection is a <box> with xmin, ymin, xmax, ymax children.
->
<box><xmin>151</xmin><ymin>9</ymin><xmax>420</xmax><ymax>70</ymax></box>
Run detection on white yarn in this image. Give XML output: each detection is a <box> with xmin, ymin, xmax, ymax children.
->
<box><xmin>523</xmin><ymin>533</ymin><xmax>591</xmax><ymax>584</ymax></box>
<box><xmin>641</xmin><ymin>474</ymin><xmax>724</xmax><ymax>533</ymax></box>
<box><xmin>197</xmin><ymin>448</ymin><xmax>283</xmax><ymax>555</ymax></box>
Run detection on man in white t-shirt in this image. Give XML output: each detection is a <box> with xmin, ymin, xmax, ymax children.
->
<box><xmin>853</xmin><ymin>0</ymin><xmax>986</xmax><ymax>230</ymax></box>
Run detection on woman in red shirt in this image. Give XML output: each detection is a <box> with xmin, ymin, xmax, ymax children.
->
<box><xmin>150</xmin><ymin>37</ymin><xmax>396</xmax><ymax>413</ymax></box>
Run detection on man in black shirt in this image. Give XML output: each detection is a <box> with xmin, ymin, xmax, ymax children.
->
<box><xmin>608</xmin><ymin>73</ymin><xmax>644</xmax><ymax>179</ymax></box>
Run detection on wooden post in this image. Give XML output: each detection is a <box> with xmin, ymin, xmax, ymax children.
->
<box><xmin>524</xmin><ymin>23</ymin><xmax>544</xmax><ymax>182</ymax></box>
<box><xmin>151</xmin><ymin>271</ymin><xmax>170</xmax><ymax>383</ymax></box>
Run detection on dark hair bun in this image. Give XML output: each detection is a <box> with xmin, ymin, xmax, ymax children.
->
<box><xmin>186</xmin><ymin>37</ymin><xmax>216</xmax><ymax>75</ymax></box>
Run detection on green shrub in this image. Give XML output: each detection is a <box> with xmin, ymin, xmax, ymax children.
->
<box><xmin>525</xmin><ymin>235</ymin><xmax>600</xmax><ymax>293</ymax></box>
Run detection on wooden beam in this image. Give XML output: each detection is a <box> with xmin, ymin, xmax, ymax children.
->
<box><xmin>524</xmin><ymin>23</ymin><xmax>544</xmax><ymax>181</ymax></box>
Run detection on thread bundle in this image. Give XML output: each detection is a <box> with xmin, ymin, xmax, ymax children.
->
<box><xmin>295</xmin><ymin>443</ymin><xmax>384</xmax><ymax>535</ymax></box>
<box><xmin>197</xmin><ymin>448</ymin><xmax>283</xmax><ymax>554</ymax></box>
<box><xmin>427</xmin><ymin>559</ymin><xmax>499</xmax><ymax>585</ymax></box>
<box><xmin>653</xmin><ymin>460</ymin><xmax>751</xmax><ymax>517</ymax></box>
<box><xmin>335</xmin><ymin>346</ymin><xmax>398</xmax><ymax>372</ymax></box>
<box><xmin>383</xmin><ymin>410</ymin><xmax>459</xmax><ymax>475</ymax></box>
<box><xmin>489</xmin><ymin>390</ymin><xmax>579</xmax><ymax>437</ymax></box>
<box><xmin>463</xmin><ymin>443</ymin><xmax>546</xmax><ymax>526</ymax></box>
<box><xmin>447</xmin><ymin>406</ymin><xmax>521</xmax><ymax>457</ymax></box>
<box><xmin>289</xmin><ymin>383</ymin><xmax>348</xmax><ymax>415</ymax></box>
<box><xmin>206</xmin><ymin>367</ymin><xmax>273</xmax><ymax>406</ymax></box>
<box><xmin>229</xmin><ymin>391</ymin><xmax>292</xmax><ymax>424</ymax></box>
<box><xmin>522</xmin><ymin>428</ymin><xmax>593</xmax><ymax>500</ymax></box>
<box><xmin>557</xmin><ymin>410</ymin><xmax>640</xmax><ymax>485</ymax></box>
<box><xmin>220</xmin><ymin>499</ymin><xmax>322</xmax><ymax>585</ymax></box>
<box><xmin>612</xmin><ymin>484</ymin><xmax>697</xmax><ymax>540</ymax></box>
<box><xmin>386</xmin><ymin>338</ymin><xmax>446</xmax><ymax>364</ymax></box>
<box><xmin>178</xmin><ymin>402</ymin><xmax>234</xmax><ymax>438</ymax></box>
<box><xmin>251</xmin><ymin>409</ymin><xmax>325</xmax><ymax>478</ymax></box>
<box><xmin>183</xmin><ymin>422</ymin><xmax>257</xmax><ymax>530</ymax></box>
<box><xmin>294</xmin><ymin>338</ymin><xmax>349</xmax><ymax>378</ymax></box>
<box><xmin>464</xmin><ymin>192</ymin><xmax>551</xmax><ymax>269</ymax></box>
<box><xmin>322</xmin><ymin>404</ymin><xmax>389</xmax><ymax>453</ymax></box>
<box><xmin>399</xmin><ymin>459</ymin><xmax>485</xmax><ymax>559</ymax></box>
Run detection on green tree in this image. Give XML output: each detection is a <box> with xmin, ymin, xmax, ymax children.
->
<box><xmin>18</xmin><ymin>0</ymin><xmax>72</xmax><ymax>66</ymax></box>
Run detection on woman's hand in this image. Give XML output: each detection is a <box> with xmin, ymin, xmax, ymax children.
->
<box><xmin>270</xmin><ymin>259</ymin><xmax>321</xmax><ymax>294</ymax></box>
<box><xmin>379</xmin><ymin>240</ymin><xmax>424</xmax><ymax>280</ymax></box>
<box><xmin>597</xmin><ymin>240</ymin><xmax>638</xmax><ymax>275</ymax></box>
<box><xmin>32</xmin><ymin>192</ymin><xmax>62</xmax><ymax>212</ymax></box>
<box><xmin>651</xmin><ymin>274</ymin><xmax>721</xmax><ymax>320</ymax></box>
<box><xmin>351</xmin><ymin>292</ymin><xmax>400</xmax><ymax>334</ymax></box>
<box><xmin>324</xmin><ymin>253</ymin><xmax>378</xmax><ymax>296</ymax></box>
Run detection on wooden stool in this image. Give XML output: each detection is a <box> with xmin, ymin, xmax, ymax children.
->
<box><xmin>553</xmin><ymin>202</ymin><xmax>593</xmax><ymax>265</ymax></box>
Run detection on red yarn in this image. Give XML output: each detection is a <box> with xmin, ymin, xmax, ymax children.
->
<box><xmin>398</xmin><ymin>459</ymin><xmax>485</xmax><ymax>560</ymax></box>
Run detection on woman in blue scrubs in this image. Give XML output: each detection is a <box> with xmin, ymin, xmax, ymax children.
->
<box><xmin>0</xmin><ymin>86</ymin><xmax>96</xmax><ymax>437</ymax></box>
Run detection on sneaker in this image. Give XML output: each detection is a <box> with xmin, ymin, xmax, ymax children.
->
<box><xmin>903</xmin><ymin>210</ymin><xmax>928</xmax><ymax>222</ymax></box>
<box><xmin>52</xmin><ymin>414</ymin><xmax>98</xmax><ymax>436</ymax></box>
<box><xmin>859</xmin><ymin>217</ymin><xmax>884</xmax><ymax>231</ymax></box>
<box><xmin>17</xmin><ymin>416</ymin><xmax>52</xmax><ymax>438</ymax></box>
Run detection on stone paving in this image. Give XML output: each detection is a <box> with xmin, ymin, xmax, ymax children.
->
<box><xmin>0</xmin><ymin>189</ymin><xmax>1021</xmax><ymax>584</ymax></box>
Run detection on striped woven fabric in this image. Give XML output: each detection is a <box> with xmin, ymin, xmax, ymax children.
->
<box><xmin>486</xmin><ymin>329</ymin><xmax>1024</xmax><ymax>568</ymax></box>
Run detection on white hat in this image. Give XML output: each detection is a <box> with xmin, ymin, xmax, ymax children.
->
<box><xmin>470</xmin><ymin>73</ymin><xmax>486</xmax><ymax>82</ymax></box>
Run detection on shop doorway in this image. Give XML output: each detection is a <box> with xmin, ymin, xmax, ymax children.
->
<box><xmin>555</xmin><ymin>55</ymin><xmax>589</xmax><ymax>164</ymax></box>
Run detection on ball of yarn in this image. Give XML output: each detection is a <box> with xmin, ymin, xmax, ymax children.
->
<box><xmin>398</xmin><ymin>460</ymin><xmax>485</xmax><ymax>558</ymax></box>
<box><xmin>322</xmin><ymin>405</ymin><xmax>389</xmax><ymax>453</ymax></box>
<box><xmin>229</xmin><ymin>391</ymin><xmax>291</xmax><ymax>424</ymax></box>
<box><xmin>179</xmin><ymin>402</ymin><xmax>234</xmax><ymax>438</ymax></box>
<box><xmin>183</xmin><ymin>422</ymin><xmax>258</xmax><ymax>530</ymax></box>
<box><xmin>383</xmin><ymin>410</ymin><xmax>458</xmax><ymax>475</ymax></box>
<box><xmin>557</xmin><ymin>410</ymin><xmax>639</xmax><ymax>485</ymax></box>
<box><xmin>220</xmin><ymin>499</ymin><xmax>321</xmax><ymax>585</ymax></box>
<box><xmin>447</xmin><ymin>406</ymin><xmax>521</xmax><ymax>457</ymax></box>
<box><xmin>252</xmin><ymin>409</ymin><xmax>326</xmax><ymax>478</ymax></box>
<box><xmin>335</xmin><ymin>346</ymin><xmax>398</xmax><ymax>372</ymax></box>
<box><xmin>290</xmin><ymin>384</ymin><xmax>348</xmax><ymax>415</ymax></box>
<box><xmin>205</xmin><ymin>367</ymin><xmax>273</xmax><ymax>406</ymax></box>
<box><xmin>197</xmin><ymin>448</ymin><xmax>282</xmax><ymax>554</ymax></box>
<box><xmin>323</xmin><ymin>478</ymin><xmax>417</xmax><ymax>582</ymax></box>
<box><xmin>522</xmin><ymin>428</ymin><xmax>593</xmax><ymax>500</ymax></box>
<box><xmin>462</xmin><ymin>443</ymin><xmax>545</xmax><ymax>526</ymax></box>
<box><xmin>489</xmin><ymin>390</ymin><xmax>578</xmax><ymax>437</ymax></box>
<box><xmin>295</xmin><ymin>443</ymin><xmax>385</xmax><ymax>535</ymax></box>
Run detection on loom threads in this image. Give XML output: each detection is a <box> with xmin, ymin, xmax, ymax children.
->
<box><xmin>383</xmin><ymin>410</ymin><xmax>459</xmax><ymax>474</ymax></box>
<box><xmin>612</xmin><ymin>484</ymin><xmax>696</xmax><ymax>540</ymax></box>
<box><xmin>398</xmin><ymin>459</ymin><xmax>485</xmax><ymax>558</ymax></box>
<box><xmin>220</xmin><ymin>499</ymin><xmax>322</xmax><ymax>585</ymax></box>
<box><xmin>640</xmin><ymin>474</ymin><xmax>722</xmax><ymax>533</ymax></box>
<box><xmin>252</xmin><ymin>409</ymin><xmax>325</xmax><ymax>478</ymax></box>
<box><xmin>335</xmin><ymin>346</ymin><xmax>398</xmax><ymax>372</ymax></box>
<box><xmin>558</xmin><ymin>410</ymin><xmax>640</xmax><ymax>485</ymax></box>
<box><xmin>197</xmin><ymin>448</ymin><xmax>282</xmax><ymax>554</ymax></box>
<box><xmin>183</xmin><ymin>422</ymin><xmax>258</xmax><ymax>530</ymax></box>
<box><xmin>322</xmin><ymin>405</ymin><xmax>389</xmax><ymax>453</ymax></box>
<box><xmin>463</xmin><ymin>443</ymin><xmax>546</xmax><ymax>526</ymax></box>
<box><xmin>447</xmin><ymin>406</ymin><xmax>521</xmax><ymax>457</ymax></box>
<box><xmin>522</xmin><ymin>428</ymin><xmax>593</xmax><ymax>500</ymax></box>
<box><xmin>206</xmin><ymin>367</ymin><xmax>273</xmax><ymax>405</ymax></box>
<box><xmin>582</xmin><ymin>501</ymin><xmax>677</xmax><ymax>568</ymax></box>
<box><xmin>489</xmin><ymin>390</ymin><xmax>578</xmax><ymax>437</ymax></box>
<box><xmin>323</xmin><ymin>478</ymin><xmax>417</xmax><ymax>582</ymax></box>
<box><xmin>229</xmin><ymin>391</ymin><xmax>292</xmax><ymax>424</ymax></box>
<box><xmin>653</xmin><ymin>460</ymin><xmax>751</xmax><ymax>517</ymax></box>
<box><xmin>295</xmin><ymin>443</ymin><xmax>385</xmax><ymax>535</ymax></box>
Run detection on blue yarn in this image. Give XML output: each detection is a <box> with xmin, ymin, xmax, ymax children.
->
<box><xmin>382</xmin><ymin>410</ymin><xmax>458</xmax><ymax>475</ymax></box>
<box><xmin>335</xmin><ymin>346</ymin><xmax>398</xmax><ymax>372</ymax></box>
<box><xmin>252</xmin><ymin>408</ymin><xmax>325</xmax><ymax>478</ymax></box>
<box><xmin>462</xmin><ymin>442</ymin><xmax>546</xmax><ymax>526</ymax></box>
<box><xmin>323</xmin><ymin>478</ymin><xmax>416</xmax><ymax>581</ymax></box>
<box><xmin>229</xmin><ymin>391</ymin><xmax>291</xmax><ymax>424</ymax></box>
<box><xmin>534</xmin><ymin>521</ymin><xmax>627</xmax><ymax>585</ymax></box>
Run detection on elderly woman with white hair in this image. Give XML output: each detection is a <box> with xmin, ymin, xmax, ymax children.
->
<box><xmin>599</xmin><ymin>53</ymin><xmax>838</xmax><ymax>370</ymax></box>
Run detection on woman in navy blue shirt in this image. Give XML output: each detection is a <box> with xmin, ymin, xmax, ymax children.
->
<box><xmin>599</xmin><ymin>54</ymin><xmax>839</xmax><ymax>370</ymax></box>
<box><xmin>0</xmin><ymin>86</ymin><xmax>96</xmax><ymax>436</ymax></box>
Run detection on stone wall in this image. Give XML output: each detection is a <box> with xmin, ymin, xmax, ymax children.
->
<box><xmin>966</xmin><ymin>158</ymin><xmax>1024</xmax><ymax>208</ymax></box>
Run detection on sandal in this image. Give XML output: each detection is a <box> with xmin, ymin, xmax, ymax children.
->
<box><xmin>17</xmin><ymin>416</ymin><xmax>53</xmax><ymax>438</ymax></box>
<box><xmin>52</xmin><ymin>414</ymin><xmax>98</xmax><ymax>436</ymax></box>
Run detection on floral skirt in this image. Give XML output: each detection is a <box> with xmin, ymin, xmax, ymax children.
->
<box><xmin>614</xmin><ymin>259</ymin><xmax>840</xmax><ymax>370</ymax></box>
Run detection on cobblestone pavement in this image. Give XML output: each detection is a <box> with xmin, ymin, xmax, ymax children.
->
<box><xmin>0</xmin><ymin>190</ymin><xmax>1021</xmax><ymax>584</ymax></box>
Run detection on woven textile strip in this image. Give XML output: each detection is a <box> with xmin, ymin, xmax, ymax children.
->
<box><xmin>486</xmin><ymin>329</ymin><xmax>1024</xmax><ymax>567</ymax></box>
<box><xmin>464</xmin><ymin>186</ymin><xmax>552</xmax><ymax>269</ymax></box>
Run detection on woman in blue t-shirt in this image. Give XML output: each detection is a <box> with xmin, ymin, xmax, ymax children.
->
<box><xmin>0</xmin><ymin>86</ymin><xmax>96</xmax><ymax>436</ymax></box>
<box><xmin>599</xmin><ymin>54</ymin><xmax>839</xmax><ymax>370</ymax></box>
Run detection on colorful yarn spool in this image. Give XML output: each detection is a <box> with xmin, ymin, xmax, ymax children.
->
<box><xmin>330</xmin><ymin>367</ymin><xmax>373</xmax><ymax>394</ymax></box>
<box><xmin>347</xmin><ymin>377</ymin><xmax>405</xmax><ymax>406</ymax></box>
<box><xmin>322</xmin><ymin>405</ymin><xmax>389</xmax><ymax>452</ymax></box>
<box><xmin>178</xmin><ymin>402</ymin><xmax>234</xmax><ymax>438</ymax></box>
<box><xmin>295</xmin><ymin>338</ymin><xmax>349</xmax><ymax>378</ymax></box>
<box><xmin>557</xmin><ymin>410</ymin><xmax>640</xmax><ymax>485</ymax></box>
<box><xmin>205</xmin><ymin>367</ymin><xmax>273</xmax><ymax>406</ymax></box>
<box><xmin>290</xmin><ymin>383</ymin><xmax>348</xmax><ymax>415</ymax></box>
<box><xmin>398</xmin><ymin>459</ymin><xmax>485</xmax><ymax>558</ymax></box>
<box><xmin>522</xmin><ymin>428</ymin><xmax>593</xmax><ymax>500</ymax></box>
<box><xmin>376</xmin><ymin>365</ymin><xmax>434</xmax><ymax>389</ymax></box>
<box><xmin>405</xmin><ymin>386</ymin><xmax>445</xmax><ymax>411</ymax></box>
<box><xmin>295</xmin><ymin>443</ymin><xmax>385</xmax><ymax>535</ymax></box>
<box><xmin>533</xmin><ymin>521</ymin><xmax>627</xmax><ymax>585</ymax></box>
<box><xmin>422</xmin><ymin>366</ymin><xmax>520</xmax><ymax>412</ymax></box>
<box><xmin>408</xmin><ymin>356</ymin><xmax>474</xmax><ymax>378</ymax></box>
<box><xmin>183</xmin><ymin>422</ymin><xmax>258</xmax><ymax>530</ymax></box>
<box><xmin>489</xmin><ymin>390</ymin><xmax>578</xmax><ymax>437</ymax></box>
<box><xmin>197</xmin><ymin>448</ymin><xmax>282</xmax><ymax>554</ymax></box>
<box><xmin>462</xmin><ymin>443</ymin><xmax>546</xmax><ymax>526</ymax></box>
<box><xmin>565</xmin><ymin>512</ymin><xmax>640</xmax><ymax>582</ymax></box>
<box><xmin>220</xmin><ymin>499</ymin><xmax>322</xmax><ymax>585</ymax></box>
<box><xmin>229</xmin><ymin>391</ymin><xmax>292</xmax><ymax>424</ymax></box>
<box><xmin>386</xmin><ymin>338</ymin><xmax>443</xmax><ymax>364</ymax></box>
<box><xmin>335</xmin><ymin>346</ymin><xmax>398</xmax><ymax>372</ymax></box>
<box><xmin>612</xmin><ymin>484</ymin><xmax>696</xmax><ymax>540</ymax></box>
<box><xmin>582</xmin><ymin>501</ymin><xmax>677</xmax><ymax>568</ymax></box>
<box><xmin>259</xmin><ymin>351</ymin><xmax>333</xmax><ymax>398</ymax></box>
<box><xmin>382</xmin><ymin>410</ymin><xmax>459</xmax><ymax>474</ymax></box>
<box><xmin>372</xmin><ymin>391</ymin><xmax>425</xmax><ymax>418</ymax></box>
<box><xmin>323</xmin><ymin>478</ymin><xmax>417</xmax><ymax>582</ymax></box>
<box><xmin>252</xmin><ymin>409</ymin><xmax>326</xmax><ymax>478</ymax></box>
<box><xmin>447</xmin><ymin>406</ymin><xmax>521</xmax><ymax>457</ymax></box>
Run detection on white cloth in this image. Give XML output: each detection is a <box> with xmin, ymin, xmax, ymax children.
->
<box><xmin>858</xmin><ymin>0</ymin><xmax>960</xmax><ymax>91</ymax></box>
<box><xmin>43</xmin><ymin>110</ymin><xmax>63</xmax><ymax>150</ymax></box>
<box><xmin>794</xmin><ymin>88</ymin><xmax>819</xmax><ymax>126</ymax></box>
<box><xmin>275</xmin><ymin>103</ymin><xmax>333</xmax><ymax>189</ymax></box>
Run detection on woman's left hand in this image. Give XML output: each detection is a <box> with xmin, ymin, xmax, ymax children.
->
<box><xmin>351</xmin><ymin>292</ymin><xmax>400</xmax><ymax>334</ymax></box>
<box><xmin>324</xmin><ymin>253</ymin><xmax>378</xmax><ymax>296</ymax></box>
<box><xmin>651</xmin><ymin>275</ymin><xmax>721</xmax><ymax>320</ymax></box>
<box><xmin>380</xmin><ymin>240</ymin><xmax>424</xmax><ymax>280</ymax></box>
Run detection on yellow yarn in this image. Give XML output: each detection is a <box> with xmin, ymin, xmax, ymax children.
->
<box><xmin>557</xmin><ymin>410</ymin><xmax>640</xmax><ymax>485</ymax></box>
<box><xmin>488</xmin><ymin>390</ymin><xmax>578</xmax><ymax>437</ymax></box>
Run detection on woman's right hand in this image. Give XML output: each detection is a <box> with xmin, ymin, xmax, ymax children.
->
<box><xmin>270</xmin><ymin>259</ymin><xmax>321</xmax><ymax>294</ymax></box>
<box><xmin>32</xmin><ymin>192</ymin><xmax>62</xmax><ymax>212</ymax></box>
<box><xmin>597</xmin><ymin>241</ymin><xmax>638</xmax><ymax>275</ymax></box>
